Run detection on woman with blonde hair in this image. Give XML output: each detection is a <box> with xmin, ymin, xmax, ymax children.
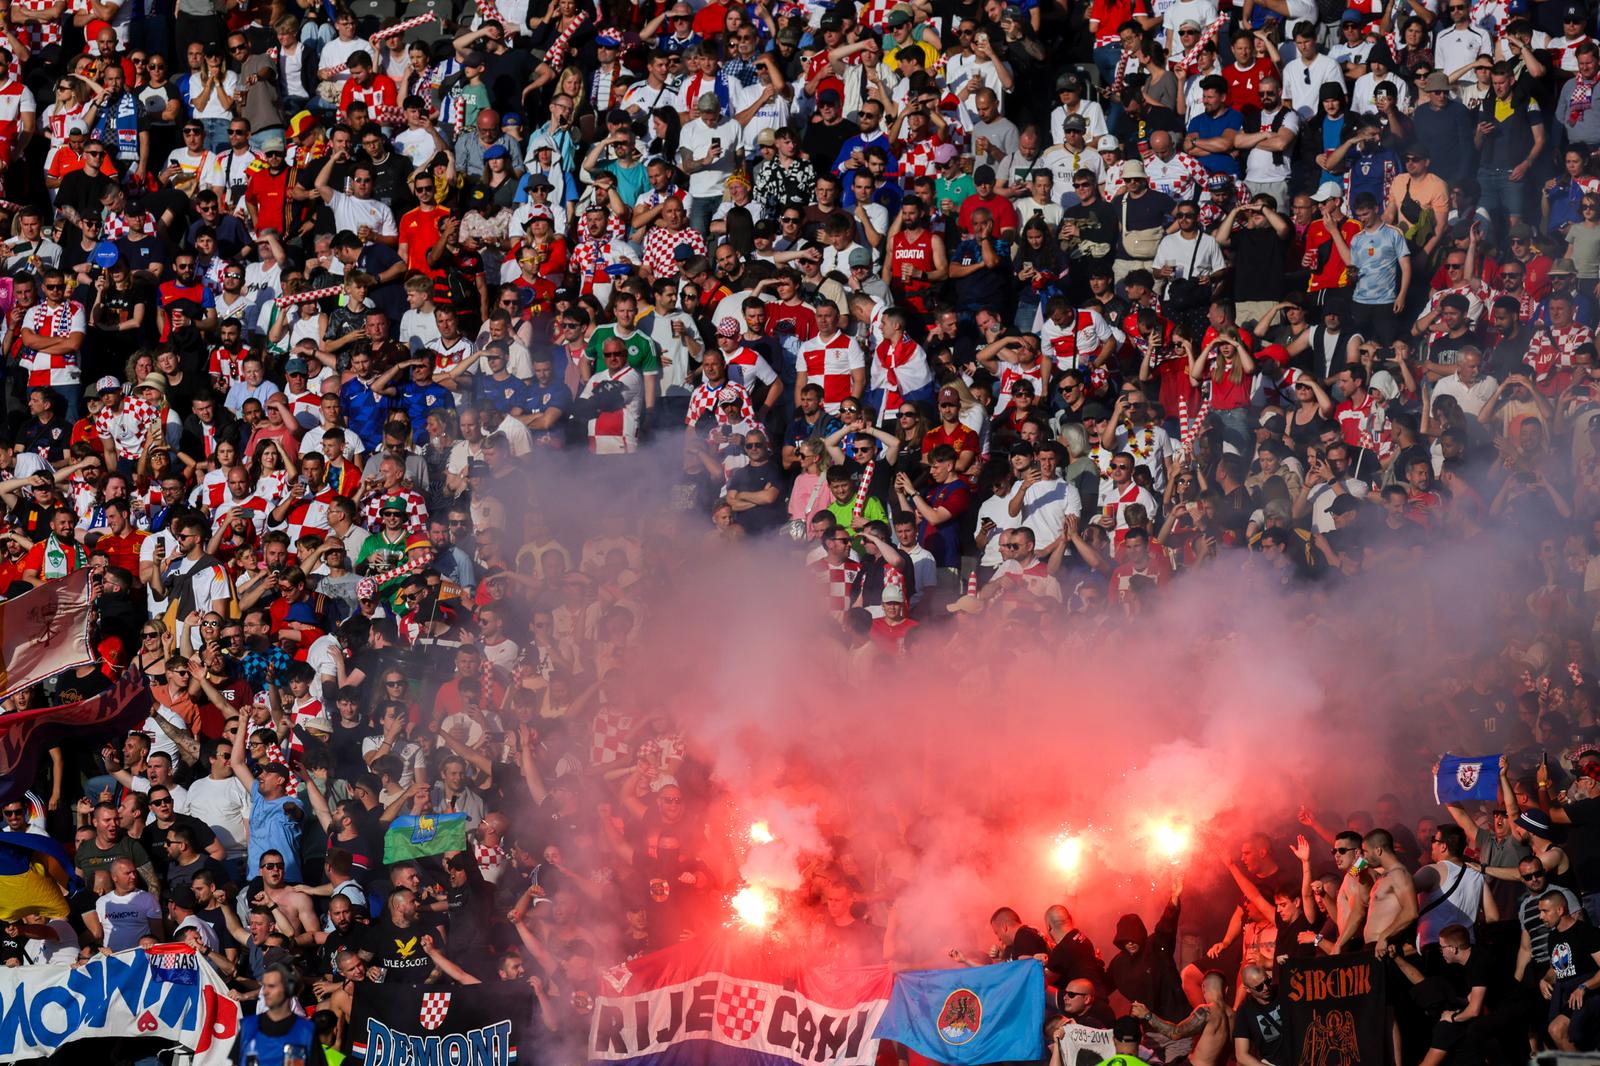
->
<box><xmin>787</xmin><ymin>438</ymin><xmax>830</xmax><ymax>529</ymax></box>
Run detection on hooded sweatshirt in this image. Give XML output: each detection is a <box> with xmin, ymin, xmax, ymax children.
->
<box><xmin>1106</xmin><ymin>899</ymin><xmax>1189</xmax><ymax>1022</ymax></box>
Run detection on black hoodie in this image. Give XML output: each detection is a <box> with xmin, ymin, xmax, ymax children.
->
<box><xmin>1106</xmin><ymin>898</ymin><xmax>1189</xmax><ymax>1021</ymax></box>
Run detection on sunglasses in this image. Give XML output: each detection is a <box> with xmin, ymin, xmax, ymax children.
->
<box><xmin>1522</xmin><ymin>872</ymin><xmax>1546</xmax><ymax>881</ymax></box>
<box><xmin>261</xmin><ymin>862</ymin><xmax>284</xmax><ymax>870</ymax></box>
<box><xmin>1332</xmin><ymin>846</ymin><xmax>1356</xmax><ymax>854</ymax></box>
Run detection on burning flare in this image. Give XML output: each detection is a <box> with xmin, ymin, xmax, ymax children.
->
<box><xmin>748</xmin><ymin>821</ymin><xmax>774</xmax><ymax>845</ymax></box>
<box><xmin>1146</xmin><ymin>819</ymin><xmax>1193</xmax><ymax>863</ymax></box>
<box><xmin>1051</xmin><ymin>834</ymin><xmax>1085</xmax><ymax>876</ymax></box>
<box><xmin>731</xmin><ymin>885</ymin><xmax>776</xmax><ymax>929</ymax></box>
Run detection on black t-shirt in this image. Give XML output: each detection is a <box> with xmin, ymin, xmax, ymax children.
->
<box><xmin>1230</xmin><ymin>224</ymin><xmax>1289</xmax><ymax>302</ymax></box>
<box><xmin>1046</xmin><ymin>928</ymin><xmax>1109</xmax><ymax>991</ymax></box>
<box><xmin>363</xmin><ymin>918</ymin><xmax>436</xmax><ymax>984</ymax></box>
<box><xmin>1549</xmin><ymin>919</ymin><xmax>1600</xmax><ymax>983</ymax></box>
<box><xmin>726</xmin><ymin>461</ymin><xmax>785</xmax><ymax>532</ymax></box>
<box><xmin>1004</xmin><ymin>924</ymin><xmax>1050</xmax><ymax>960</ymax></box>
<box><xmin>1236</xmin><ymin>992</ymin><xmax>1288</xmax><ymax>1061</ymax></box>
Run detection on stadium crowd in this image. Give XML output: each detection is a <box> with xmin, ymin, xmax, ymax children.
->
<box><xmin>7</xmin><ymin>0</ymin><xmax>1600</xmax><ymax>1061</ymax></box>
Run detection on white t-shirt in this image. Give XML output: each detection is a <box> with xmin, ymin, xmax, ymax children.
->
<box><xmin>96</xmin><ymin>888</ymin><xmax>161</xmax><ymax>951</ymax></box>
<box><xmin>330</xmin><ymin>191</ymin><xmax>398</xmax><ymax>237</ymax></box>
<box><xmin>1153</xmin><ymin>232</ymin><xmax>1226</xmax><ymax>279</ymax></box>
<box><xmin>977</xmin><ymin>482</ymin><xmax>1024</xmax><ymax>568</ymax></box>
<box><xmin>1162</xmin><ymin>0</ymin><xmax>1218</xmax><ymax>44</ymax></box>
<box><xmin>1243</xmin><ymin>106</ymin><xmax>1301</xmax><ymax>185</ymax></box>
<box><xmin>1017</xmin><ymin>476</ymin><xmax>1083</xmax><ymax>549</ymax></box>
<box><xmin>189</xmin><ymin>72</ymin><xmax>240</xmax><ymax>120</ymax></box>
<box><xmin>187</xmin><ymin>774</ymin><xmax>252</xmax><ymax>859</ymax></box>
<box><xmin>678</xmin><ymin>117</ymin><xmax>743</xmax><ymax>199</ymax></box>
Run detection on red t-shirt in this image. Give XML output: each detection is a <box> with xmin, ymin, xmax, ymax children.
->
<box><xmin>1224</xmin><ymin>58</ymin><xmax>1277</xmax><ymax>112</ymax></box>
<box><xmin>1306</xmin><ymin>219</ymin><xmax>1361</xmax><ymax>292</ymax></box>
<box><xmin>399</xmin><ymin>205</ymin><xmax>450</xmax><ymax>276</ymax></box>
<box><xmin>921</xmin><ymin>423</ymin><xmax>978</xmax><ymax>457</ymax></box>
<box><xmin>764</xmin><ymin>302</ymin><xmax>818</xmax><ymax>344</ymax></box>
<box><xmin>957</xmin><ymin>193</ymin><xmax>1019</xmax><ymax>236</ymax></box>
<box><xmin>245</xmin><ymin>167</ymin><xmax>294</xmax><ymax>237</ymax></box>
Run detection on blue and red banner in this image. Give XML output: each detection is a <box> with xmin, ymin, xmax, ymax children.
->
<box><xmin>0</xmin><ymin>665</ymin><xmax>151</xmax><ymax>804</ymax></box>
<box><xmin>589</xmin><ymin>933</ymin><xmax>893</xmax><ymax>1065</ymax></box>
<box><xmin>874</xmin><ymin>960</ymin><xmax>1044</xmax><ymax>1065</ymax></box>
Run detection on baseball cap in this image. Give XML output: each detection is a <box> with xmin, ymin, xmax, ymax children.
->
<box><xmin>284</xmin><ymin>358</ymin><xmax>309</xmax><ymax>375</ymax></box>
<box><xmin>1311</xmin><ymin>180</ymin><xmax>1343</xmax><ymax>203</ymax></box>
<box><xmin>938</xmin><ymin>385</ymin><xmax>961</xmax><ymax>405</ymax></box>
<box><xmin>94</xmin><ymin>375</ymin><xmax>121</xmax><ymax>394</ymax></box>
<box><xmin>1340</xmin><ymin>9</ymin><xmax>1364</xmax><ymax>20</ymax></box>
<box><xmin>1096</xmin><ymin>134</ymin><xmax>1121</xmax><ymax>151</ymax></box>
<box><xmin>1508</xmin><ymin>221</ymin><xmax>1534</xmax><ymax>240</ymax></box>
<box><xmin>261</xmin><ymin>761</ymin><xmax>291</xmax><ymax>778</ymax></box>
<box><xmin>886</xmin><ymin>5</ymin><xmax>912</xmax><ymax>25</ymax></box>
<box><xmin>1329</xmin><ymin>495</ymin><xmax>1362</xmax><ymax>516</ymax></box>
<box><xmin>1056</xmin><ymin>71</ymin><xmax>1082</xmax><ymax>92</ymax></box>
<box><xmin>527</xmin><ymin>173</ymin><xmax>554</xmax><ymax>191</ymax></box>
<box><xmin>483</xmin><ymin>144</ymin><xmax>508</xmax><ymax>161</ymax></box>
<box><xmin>973</xmin><ymin>164</ymin><xmax>996</xmax><ymax>184</ymax></box>
<box><xmin>847</xmin><ymin>247</ymin><xmax>873</xmax><ymax>268</ymax></box>
<box><xmin>756</xmin><ymin>129</ymin><xmax>776</xmax><ymax>147</ymax></box>
<box><xmin>881</xmin><ymin>584</ymin><xmax>905</xmax><ymax>603</ymax></box>
<box><xmin>1061</xmin><ymin>114</ymin><xmax>1087</xmax><ymax>133</ymax></box>
<box><xmin>776</xmin><ymin>24</ymin><xmax>802</xmax><ymax>44</ymax></box>
<box><xmin>463</xmin><ymin>50</ymin><xmax>489</xmax><ymax>67</ymax></box>
<box><xmin>818</xmin><ymin>88</ymin><xmax>841</xmax><ymax>106</ymax></box>
<box><xmin>932</xmin><ymin>143</ymin><xmax>959</xmax><ymax>165</ymax></box>
<box><xmin>260</xmin><ymin>135</ymin><xmax>286</xmax><ymax>154</ymax></box>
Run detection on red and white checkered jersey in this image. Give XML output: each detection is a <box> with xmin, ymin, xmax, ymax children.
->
<box><xmin>13</xmin><ymin>0</ymin><xmax>64</xmax><ymax>50</ymax></box>
<box><xmin>21</xmin><ymin>301</ymin><xmax>84</xmax><ymax>389</ymax></box>
<box><xmin>1142</xmin><ymin>151</ymin><xmax>1208</xmax><ymax>202</ymax></box>
<box><xmin>214</xmin><ymin>493</ymin><xmax>272</xmax><ymax>535</ymax></box>
<box><xmin>857</xmin><ymin>0</ymin><xmax>896</xmax><ymax>29</ymax></box>
<box><xmin>809</xmin><ymin>556</ymin><xmax>862</xmax><ymax>614</ymax></box>
<box><xmin>640</xmin><ymin>226</ymin><xmax>707</xmax><ymax>279</ymax></box>
<box><xmin>1040</xmin><ymin>308</ymin><xmax>1118</xmax><ymax>373</ymax></box>
<box><xmin>275</xmin><ymin>489</ymin><xmax>337</xmax><ymax>545</ymax></box>
<box><xmin>590</xmin><ymin>709</ymin><xmax>635</xmax><ymax>765</ymax></box>
<box><xmin>1527</xmin><ymin>323</ymin><xmax>1593</xmax><ymax>384</ymax></box>
<box><xmin>360</xmin><ymin>489</ymin><xmax>429</xmax><ymax>533</ymax></box>
<box><xmin>898</xmin><ymin>136</ymin><xmax>945</xmax><ymax>182</ymax></box>
<box><xmin>94</xmin><ymin>395</ymin><xmax>160</xmax><ymax>461</ymax></box>
<box><xmin>473</xmin><ymin>842</ymin><xmax>508</xmax><ymax>883</ymax></box>
<box><xmin>571</xmin><ymin>237</ymin><xmax>640</xmax><ymax>294</ymax></box>
<box><xmin>685</xmin><ymin>380</ymin><xmax>754</xmax><ymax>427</ymax></box>
<box><xmin>799</xmin><ymin>333</ymin><xmax>865</xmax><ymax>413</ymax></box>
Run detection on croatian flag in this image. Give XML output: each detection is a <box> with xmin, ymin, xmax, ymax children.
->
<box><xmin>1434</xmin><ymin>753</ymin><xmax>1501</xmax><ymax>804</ymax></box>
<box><xmin>589</xmin><ymin>932</ymin><xmax>892</xmax><ymax>1065</ymax></box>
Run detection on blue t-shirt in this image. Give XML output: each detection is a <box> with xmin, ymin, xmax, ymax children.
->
<box><xmin>1346</xmin><ymin>148</ymin><xmax>1400</xmax><ymax>213</ymax></box>
<box><xmin>472</xmin><ymin>374</ymin><xmax>535</xmax><ymax>415</ymax></box>
<box><xmin>528</xmin><ymin>380</ymin><xmax>572</xmax><ymax>445</ymax></box>
<box><xmin>397</xmin><ymin>381</ymin><xmax>455</xmax><ymax>440</ymax></box>
<box><xmin>247</xmin><ymin>783</ymin><xmax>303</xmax><ymax>884</ymax></box>
<box><xmin>1350</xmin><ymin>224</ymin><xmax>1410</xmax><ymax>305</ymax></box>
<box><xmin>339</xmin><ymin>376</ymin><xmax>390</xmax><ymax>450</ymax></box>
<box><xmin>1187</xmin><ymin>109</ymin><xmax>1244</xmax><ymax>176</ymax></box>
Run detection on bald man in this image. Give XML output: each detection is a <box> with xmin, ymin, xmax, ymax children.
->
<box><xmin>1133</xmin><ymin>969</ymin><xmax>1233</xmax><ymax>1066</ymax></box>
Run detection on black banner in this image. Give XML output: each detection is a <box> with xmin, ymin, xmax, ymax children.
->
<box><xmin>350</xmin><ymin>981</ymin><xmax>534</xmax><ymax>1066</ymax></box>
<box><xmin>1284</xmin><ymin>954</ymin><xmax>1386</xmax><ymax>1066</ymax></box>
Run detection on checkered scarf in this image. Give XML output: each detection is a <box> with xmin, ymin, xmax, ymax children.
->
<box><xmin>545</xmin><ymin>11</ymin><xmax>590</xmax><ymax>72</ymax></box>
<box><xmin>1572</xmin><ymin>74</ymin><xmax>1598</xmax><ymax>127</ymax></box>
<box><xmin>1171</xmin><ymin>16</ymin><xmax>1225</xmax><ymax>78</ymax></box>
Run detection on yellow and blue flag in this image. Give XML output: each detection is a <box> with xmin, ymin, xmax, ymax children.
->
<box><xmin>874</xmin><ymin>960</ymin><xmax>1044</xmax><ymax>1064</ymax></box>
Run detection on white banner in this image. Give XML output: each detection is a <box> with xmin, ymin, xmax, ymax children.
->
<box><xmin>1056</xmin><ymin>1022</ymin><xmax>1116</xmax><ymax>1066</ymax></box>
<box><xmin>0</xmin><ymin>944</ymin><xmax>239</xmax><ymax>1064</ymax></box>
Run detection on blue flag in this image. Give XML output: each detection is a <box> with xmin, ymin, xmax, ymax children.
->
<box><xmin>1435</xmin><ymin>753</ymin><xmax>1501</xmax><ymax>803</ymax></box>
<box><xmin>874</xmin><ymin>959</ymin><xmax>1044</xmax><ymax>1064</ymax></box>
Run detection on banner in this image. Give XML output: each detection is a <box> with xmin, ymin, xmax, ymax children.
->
<box><xmin>874</xmin><ymin>960</ymin><xmax>1044</xmax><ymax>1065</ymax></box>
<box><xmin>1434</xmin><ymin>753</ymin><xmax>1501</xmax><ymax>803</ymax></box>
<box><xmin>590</xmin><ymin>932</ymin><xmax>893</xmax><ymax>1065</ymax></box>
<box><xmin>0</xmin><ymin>570</ymin><xmax>94</xmax><ymax>700</ymax></box>
<box><xmin>384</xmin><ymin>812</ymin><xmax>470</xmax><ymax>862</ymax></box>
<box><xmin>1283</xmin><ymin>955</ymin><xmax>1386</xmax><ymax>1066</ymax></box>
<box><xmin>350</xmin><ymin>980</ymin><xmax>533</xmax><ymax>1066</ymax></box>
<box><xmin>0</xmin><ymin>830</ymin><xmax>77</xmax><ymax>920</ymax></box>
<box><xmin>0</xmin><ymin>944</ymin><xmax>238</xmax><ymax>1064</ymax></box>
<box><xmin>1055</xmin><ymin>1023</ymin><xmax>1115</xmax><ymax>1066</ymax></box>
<box><xmin>0</xmin><ymin>665</ymin><xmax>152</xmax><ymax>804</ymax></box>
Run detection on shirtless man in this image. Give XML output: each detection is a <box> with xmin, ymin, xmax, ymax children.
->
<box><xmin>313</xmin><ymin>948</ymin><xmax>370</xmax><ymax>1045</ymax></box>
<box><xmin>1362</xmin><ymin>828</ymin><xmax>1418</xmax><ymax>1066</ymax></box>
<box><xmin>1361</xmin><ymin>828</ymin><xmax>1418</xmax><ymax>953</ymax></box>
<box><xmin>251</xmin><ymin>848</ymin><xmax>321</xmax><ymax>948</ymax></box>
<box><xmin>1131</xmin><ymin>970</ymin><xmax>1233</xmax><ymax>1066</ymax></box>
<box><xmin>1327</xmin><ymin>830</ymin><xmax>1372</xmax><ymax>951</ymax></box>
